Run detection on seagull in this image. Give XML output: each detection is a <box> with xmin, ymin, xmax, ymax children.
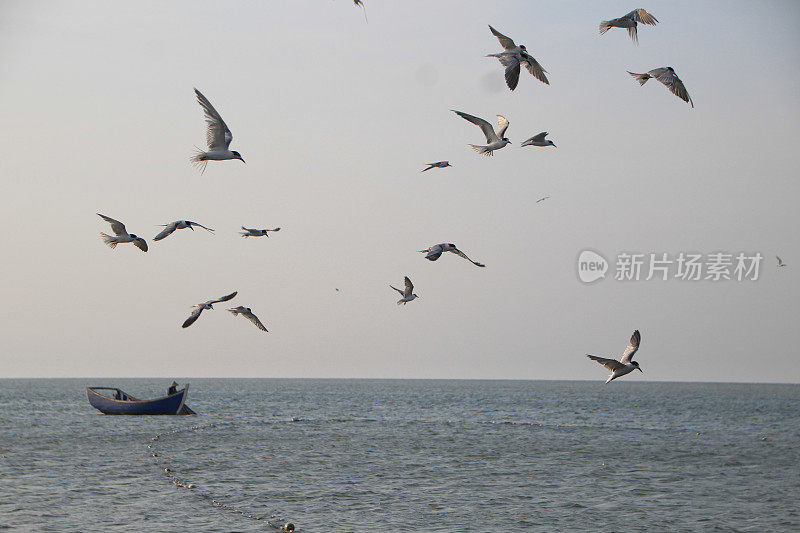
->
<box><xmin>587</xmin><ymin>330</ymin><xmax>643</xmax><ymax>383</ymax></box>
<box><xmin>240</xmin><ymin>227</ymin><xmax>281</xmax><ymax>238</ymax></box>
<box><xmin>190</xmin><ymin>88</ymin><xmax>245</xmax><ymax>173</ymax></box>
<box><xmin>628</xmin><ymin>67</ymin><xmax>693</xmax><ymax>107</ymax></box>
<box><xmin>97</xmin><ymin>213</ymin><xmax>148</xmax><ymax>252</ymax></box>
<box><xmin>422</xmin><ymin>161</ymin><xmax>452</xmax><ymax>172</ymax></box>
<box><xmin>182</xmin><ymin>291</ymin><xmax>238</xmax><ymax>328</ymax></box>
<box><xmin>419</xmin><ymin>243</ymin><xmax>485</xmax><ymax>267</ymax></box>
<box><xmin>521</xmin><ymin>132</ymin><xmax>556</xmax><ymax>148</ymax></box>
<box><xmin>599</xmin><ymin>9</ymin><xmax>658</xmax><ymax>44</ymax></box>
<box><xmin>154</xmin><ymin>220</ymin><xmax>215</xmax><ymax>241</ymax></box>
<box><xmin>452</xmin><ymin>110</ymin><xmax>510</xmax><ymax>156</ymax></box>
<box><xmin>390</xmin><ymin>276</ymin><xmax>418</xmax><ymax>305</ymax></box>
<box><xmin>536</xmin><ymin>196</ymin><xmax>550</xmax><ymax>203</ymax></box>
<box><xmin>486</xmin><ymin>25</ymin><xmax>549</xmax><ymax>90</ymax></box>
<box><xmin>227</xmin><ymin>306</ymin><xmax>268</xmax><ymax>332</ymax></box>
<box><xmin>777</xmin><ymin>256</ymin><xmax>787</xmax><ymax>267</ymax></box>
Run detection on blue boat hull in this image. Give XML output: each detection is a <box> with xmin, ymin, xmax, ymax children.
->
<box><xmin>86</xmin><ymin>386</ymin><xmax>194</xmax><ymax>415</ymax></box>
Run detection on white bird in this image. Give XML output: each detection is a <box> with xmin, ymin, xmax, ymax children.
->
<box><xmin>240</xmin><ymin>227</ymin><xmax>281</xmax><ymax>238</ymax></box>
<box><xmin>182</xmin><ymin>291</ymin><xmax>238</xmax><ymax>328</ymax></box>
<box><xmin>628</xmin><ymin>67</ymin><xmax>693</xmax><ymax>107</ymax></box>
<box><xmin>419</xmin><ymin>243</ymin><xmax>485</xmax><ymax>268</ymax></box>
<box><xmin>422</xmin><ymin>161</ymin><xmax>452</xmax><ymax>172</ymax></box>
<box><xmin>536</xmin><ymin>196</ymin><xmax>550</xmax><ymax>203</ymax></box>
<box><xmin>452</xmin><ymin>110</ymin><xmax>510</xmax><ymax>156</ymax></box>
<box><xmin>486</xmin><ymin>25</ymin><xmax>549</xmax><ymax>90</ymax></box>
<box><xmin>390</xmin><ymin>276</ymin><xmax>418</xmax><ymax>305</ymax></box>
<box><xmin>599</xmin><ymin>9</ymin><xmax>658</xmax><ymax>44</ymax></box>
<box><xmin>521</xmin><ymin>132</ymin><xmax>556</xmax><ymax>148</ymax></box>
<box><xmin>98</xmin><ymin>213</ymin><xmax>148</xmax><ymax>252</ymax></box>
<box><xmin>190</xmin><ymin>88</ymin><xmax>245</xmax><ymax>173</ymax></box>
<box><xmin>777</xmin><ymin>256</ymin><xmax>786</xmax><ymax>267</ymax></box>
<box><xmin>154</xmin><ymin>220</ymin><xmax>215</xmax><ymax>241</ymax></box>
<box><xmin>227</xmin><ymin>306</ymin><xmax>268</xmax><ymax>332</ymax></box>
<box><xmin>587</xmin><ymin>330</ymin><xmax>643</xmax><ymax>383</ymax></box>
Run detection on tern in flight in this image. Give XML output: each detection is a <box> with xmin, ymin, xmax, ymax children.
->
<box><xmin>190</xmin><ymin>88</ymin><xmax>245</xmax><ymax>173</ymax></box>
<box><xmin>486</xmin><ymin>25</ymin><xmax>549</xmax><ymax>90</ymax></box>
<box><xmin>776</xmin><ymin>256</ymin><xmax>786</xmax><ymax>267</ymax></box>
<box><xmin>628</xmin><ymin>67</ymin><xmax>693</xmax><ymax>107</ymax></box>
<box><xmin>536</xmin><ymin>196</ymin><xmax>550</xmax><ymax>203</ymax></box>
<box><xmin>452</xmin><ymin>110</ymin><xmax>510</xmax><ymax>156</ymax></box>
<box><xmin>422</xmin><ymin>161</ymin><xmax>452</xmax><ymax>172</ymax></box>
<box><xmin>240</xmin><ymin>227</ymin><xmax>281</xmax><ymax>238</ymax></box>
<box><xmin>587</xmin><ymin>330</ymin><xmax>643</xmax><ymax>383</ymax></box>
<box><xmin>154</xmin><ymin>220</ymin><xmax>214</xmax><ymax>241</ymax></box>
<box><xmin>98</xmin><ymin>213</ymin><xmax>148</xmax><ymax>252</ymax></box>
<box><xmin>521</xmin><ymin>132</ymin><xmax>556</xmax><ymax>148</ymax></box>
<box><xmin>182</xmin><ymin>291</ymin><xmax>238</xmax><ymax>328</ymax></box>
<box><xmin>599</xmin><ymin>9</ymin><xmax>658</xmax><ymax>44</ymax></box>
<box><xmin>390</xmin><ymin>276</ymin><xmax>418</xmax><ymax>305</ymax></box>
<box><xmin>419</xmin><ymin>243</ymin><xmax>485</xmax><ymax>268</ymax></box>
<box><xmin>227</xmin><ymin>306</ymin><xmax>268</xmax><ymax>332</ymax></box>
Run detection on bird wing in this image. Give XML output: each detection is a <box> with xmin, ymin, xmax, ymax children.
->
<box><xmin>627</xmin><ymin>25</ymin><xmax>639</xmax><ymax>44</ymax></box>
<box><xmin>495</xmin><ymin>115</ymin><xmax>510</xmax><ymax>139</ymax></box>
<box><xmin>630</xmin><ymin>8</ymin><xmax>658</xmax><ymax>25</ymax></box>
<box><xmin>182</xmin><ymin>307</ymin><xmax>204</xmax><ymax>328</ymax></box>
<box><xmin>453</xmin><ymin>110</ymin><xmax>499</xmax><ymax>143</ymax></box>
<box><xmin>652</xmin><ymin>69</ymin><xmax>693</xmax><ymax>107</ymax></box>
<box><xmin>488</xmin><ymin>25</ymin><xmax>516</xmax><ymax>50</ymax></box>
<box><xmin>188</xmin><ymin>221</ymin><xmax>215</xmax><ymax>233</ymax></box>
<box><xmin>403</xmin><ymin>276</ymin><xmax>414</xmax><ymax>298</ymax></box>
<box><xmin>154</xmin><ymin>222</ymin><xmax>179</xmax><ymax>241</ymax></box>
<box><xmin>619</xmin><ymin>330</ymin><xmax>641</xmax><ymax>364</ymax></box>
<box><xmin>425</xmin><ymin>250</ymin><xmax>443</xmax><ymax>261</ymax></box>
<box><xmin>209</xmin><ymin>291</ymin><xmax>238</xmax><ymax>305</ymax></box>
<box><xmin>532</xmin><ymin>132</ymin><xmax>548</xmax><ymax>142</ymax></box>
<box><xmin>452</xmin><ymin>248</ymin><xmax>486</xmax><ymax>267</ymax></box>
<box><xmin>389</xmin><ymin>284</ymin><xmax>405</xmax><ymax>296</ymax></box>
<box><xmin>422</xmin><ymin>164</ymin><xmax>435</xmax><ymax>172</ymax></box>
<box><xmin>776</xmin><ymin>256</ymin><xmax>783</xmax><ymax>265</ymax></box>
<box><xmin>243</xmin><ymin>309</ymin><xmax>268</xmax><ymax>332</ymax></box>
<box><xmin>133</xmin><ymin>238</ymin><xmax>148</xmax><ymax>252</ymax></box>
<box><xmin>521</xmin><ymin>53</ymin><xmax>549</xmax><ymax>85</ymax></box>
<box><xmin>97</xmin><ymin>213</ymin><xmax>127</xmax><ymax>236</ymax></box>
<box><xmin>587</xmin><ymin>354</ymin><xmax>625</xmax><ymax>372</ymax></box>
<box><xmin>194</xmin><ymin>88</ymin><xmax>233</xmax><ymax>151</ymax></box>
<box><xmin>503</xmin><ymin>57</ymin><xmax>521</xmax><ymax>91</ymax></box>
<box><xmin>227</xmin><ymin>306</ymin><xmax>245</xmax><ymax>314</ymax></box>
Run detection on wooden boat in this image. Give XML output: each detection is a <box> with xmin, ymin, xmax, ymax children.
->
<box><xmin>86</xmin><ymin>385</ymin><xmax>196</xmax><ymax>415</ymax></box>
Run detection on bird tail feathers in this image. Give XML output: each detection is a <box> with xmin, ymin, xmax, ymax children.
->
<box><xmin>598</xmin><ymin>21</ymin><xmax>613</xmax><ymax>34</ymax></box>
<box><xmin>628</xmin><ymin>71</ymin><xmax>650</xmax><ymax>85</ymax></box>
<box><xmin>100</xmin><ymin>233</ymin><xmax>117</xmax><ymax>248</ymax></box>
<box><xmin>469</xmin><ymin>144</ymin><xmax>493</xmax><ymax>156</ymax></box>
<box><xmin>189</xmin><ymin>148</ymin><xmax>208</xmax><ymax>174</ymax></box>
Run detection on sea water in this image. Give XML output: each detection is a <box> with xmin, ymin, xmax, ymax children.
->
<box><xmin>1</xmin><ymin>379</ymin><xmax>798</xmax><ymax>532</ymax></box>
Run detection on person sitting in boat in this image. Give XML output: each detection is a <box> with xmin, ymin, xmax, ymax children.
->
<box><xmin>167</xmin><ymin>381</ymin><xmax>179</xmax><ymax>395</ymax></box>
<box><xmin>114</xmin><ymin>389</ymin><xmax>122</xmax><ymax>400</ymax></box>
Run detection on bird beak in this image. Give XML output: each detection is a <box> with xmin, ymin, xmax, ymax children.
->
<box><xmin>240</xmin><ymin>157</ymin><xmax>246</xmax><ymax>164</ymax></box>
<box><xmin>189</xmin><ymin>226</ymin><xmax>195</xmax><ymax>231</ymax></box>
<box><xmin>637</xmin><ymin>367</ymin><xmax>643</xmax><ymax>373</ymax></box>
<box><xmin>552</xmin><ymin>144</ymin><xmax>557</xmax><ymax>148</ymax></box>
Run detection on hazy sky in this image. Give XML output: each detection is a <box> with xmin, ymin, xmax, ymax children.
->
<box><xmin>1</xmin><ymin>1</ymin><xmax>798</xmax><ymax>381</ymax></box>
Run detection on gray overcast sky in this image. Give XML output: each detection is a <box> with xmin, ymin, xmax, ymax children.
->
<box><xmin>1</xmin><ymin>1</ymin><xmax>798</xmax><ymax>381</ymax></box>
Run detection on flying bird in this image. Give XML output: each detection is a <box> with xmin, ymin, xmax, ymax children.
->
<box><xmin>599</xmin><ymin>9</ymin><xmax>658</xmax><ymax>44</ymax></box>
<box><xmin>390</xmin><ymin>276</ymin><xmax>418</xmax><ymax>305</ymax></box>
<box><xmin>97</xmin><ymin>213</ymin><xmax>148</xmax><ymax>252</ymax></box>
<box><xmin>227</xmin><ymin>306</ymin><xmax>268</xmax><ymax>332</ymax></box>
<box><xmin>190</xmin><ymin>88</ymin><xmax>245</xmax><ymax>173</ymax></box>
<box><xmin>628</xmin><ymin>67</ymin><xmax>693</xmax><ymax>107</ymax></box>
<box><xmin>154</xmin><ymin>220</ymin><xmax>215</xmax><ymax>241</ymax></box>
<box><xmin>536</xmin><ymin>196</ymin><xmax>550</xmax><ymax>203</ymax></box>
<box><xmin>419</xmin><ymin>243</ymin><xmax>485</xmax><ymax>267</ymax></box>
<box><xmin>452</xmin><ymin>110</ymin><xmax>510</xmax><ymax>156</ymax></box>
<box><xmin>777</xmin><ymin>256</ymin><xmax>786</xmax><ymax>267</ymax></box>
<box><xmin>521</xmin><ymin>132</ymin><xmax>556</xmax><ymax>148</ymax></box>
<box><xmin>240</xmin><ymin>227</ymin><xmax>281</xmax><ymax>238</ymax></box>
<box><xmin>486</xmin><ymin>25</ymin><xmax>549</xmax><ymax>90</ymax></box>
<box><xmin>422</xmin><ymin>161</ymin><xmax>452</xmax><ymax>172</ymax></box>
<box><xmin>182</xmin><ymin>291</ymin><xmax>238</xmax><ymax>328</ymax></box>
<box><xmin>587</xmin><ymin>330</ymin><xmax>643</xmax><ymax>383</ymax></box>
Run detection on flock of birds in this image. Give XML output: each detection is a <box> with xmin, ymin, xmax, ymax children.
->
<box><xmin>96</xmin><ymin>5</ymin><xmax>780</xmax><ymax>383</ymax></box>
